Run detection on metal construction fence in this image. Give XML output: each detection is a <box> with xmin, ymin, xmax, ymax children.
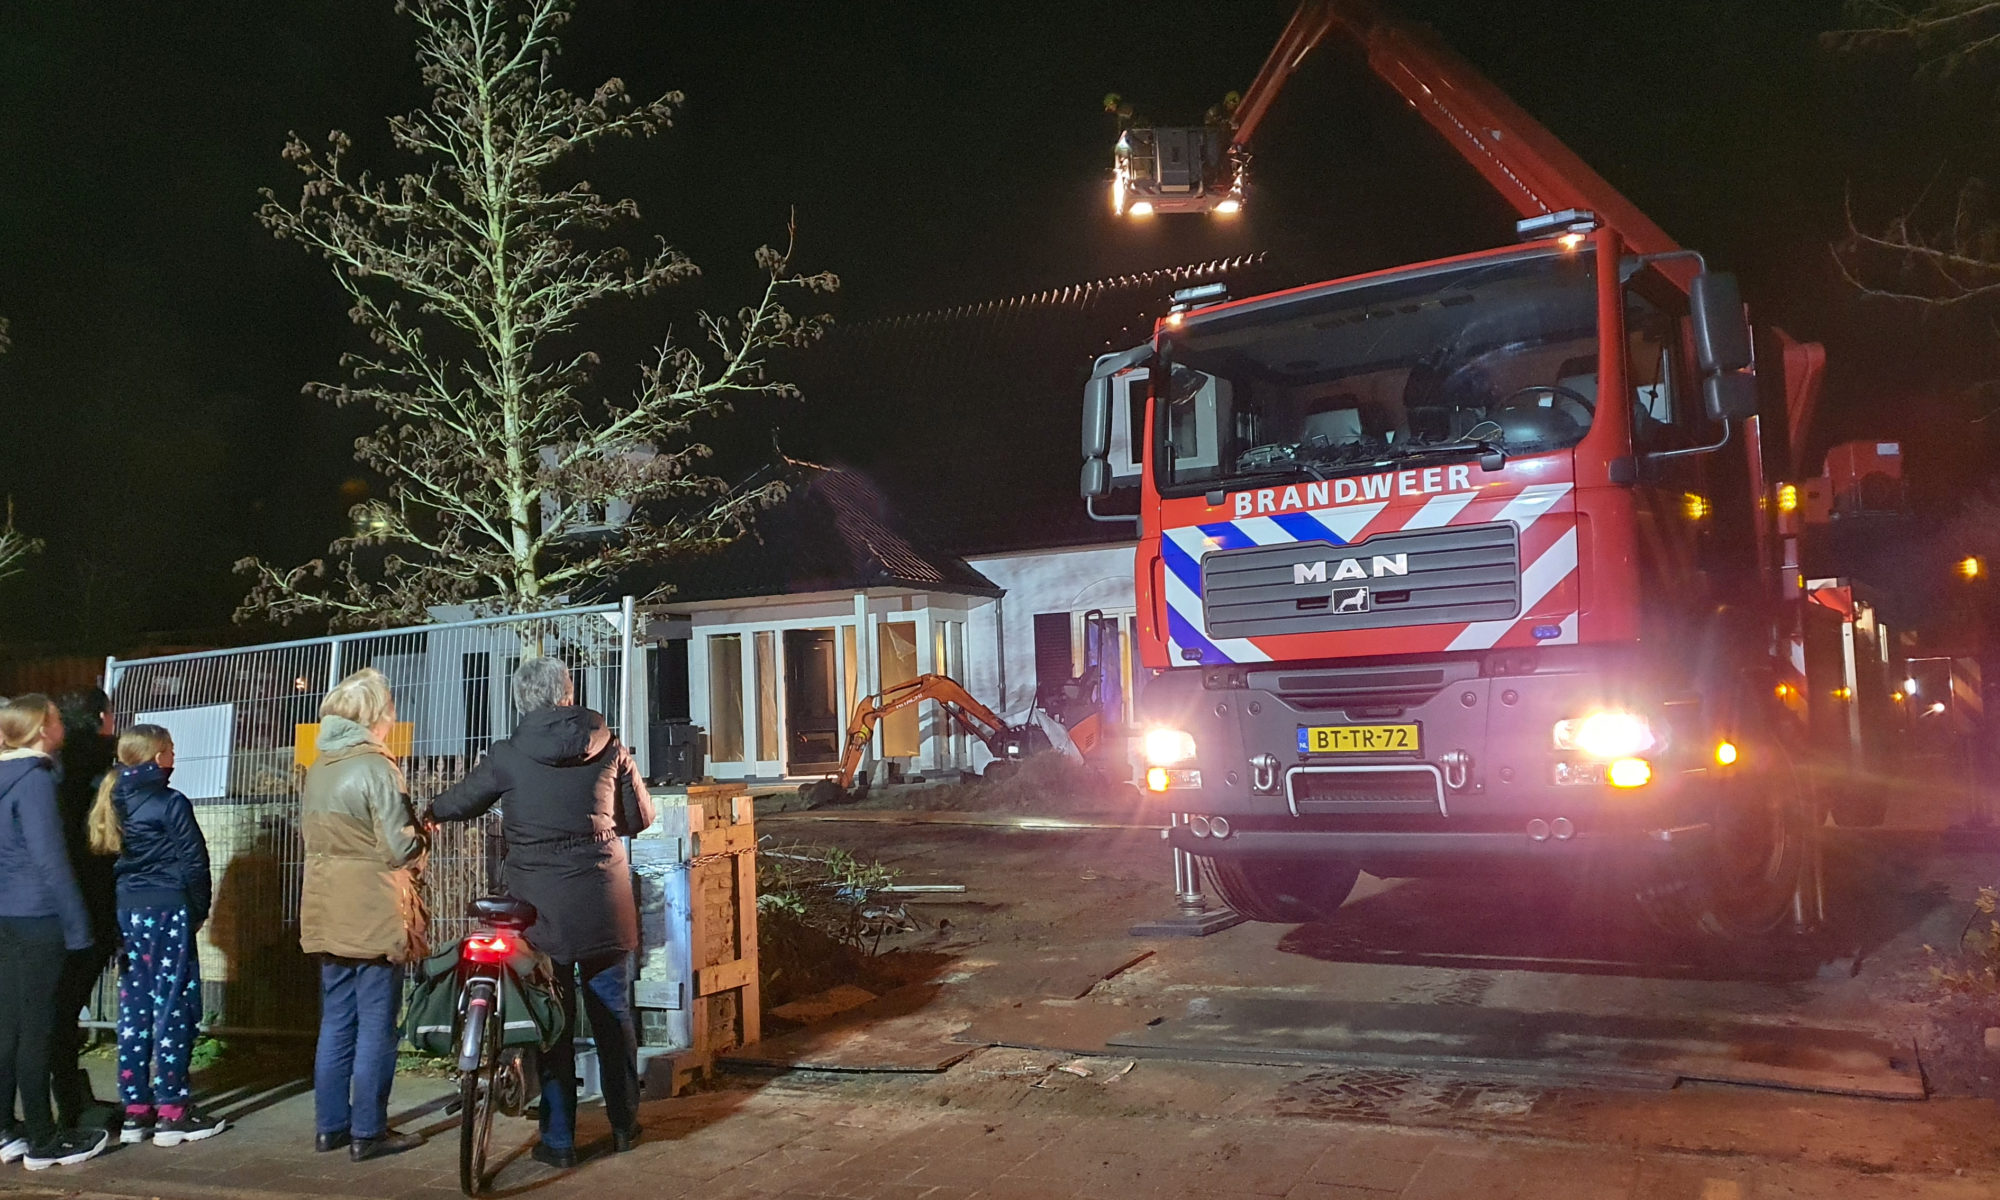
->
<box><xmin>103</xmin><ymin>600</ymin><xmax>636</xmax><ymax>1033</ymax></box>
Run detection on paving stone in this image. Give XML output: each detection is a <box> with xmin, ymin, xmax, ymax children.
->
<box><xmin>1187</xmin><ymin>1134</ymin><xmax>1328</xmax><ymax>1196</ymax></box>
<box><xmin>1302</xmin><ymin>1140</ymin><xmax>1432</xmax><ymax>1193</ymax></box>
<box><xmin>1379</xmin><ymin>1142</ymin><xmax>1643</xmax><ymax>1200</ymax></box>
<box><xmin>1284</xmin><ymin>1185</ymin><xmax>1399</xmax><ymax>1200</ymax></box>
<box><xmin>965</xmin><ymin>1171</ymin><xmax>1087</xmax><ymax>1200</ymax></box>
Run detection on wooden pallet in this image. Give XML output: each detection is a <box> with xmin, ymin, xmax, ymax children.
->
<box><xmin>639</xmin><ymin>782</ymin><xmax>759</xmax><ymax>1096</ymax></box>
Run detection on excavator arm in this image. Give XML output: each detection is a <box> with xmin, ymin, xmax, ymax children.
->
<box><xmin>832</xmin><ymin>674</ymin><xmax>1025</xmax><ymax>789</ymax></box>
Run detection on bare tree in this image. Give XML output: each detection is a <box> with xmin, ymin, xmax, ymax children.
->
<box><xmin>240</xmin><ymin>0</ymin><xmax>835</xmax><ymax>628</ymax></box>
<box><xmin>1829</xmin><ymin>3</ymin><xmax>2000</xmax><ymax>306</ymax></box>
<box><xmin>0</xmin><ymin>497</ymin><xmax>41</xmax><ymax>584</ymax></box>
<box><xmin>0</xmin><ymin>319</ymin><xmax>37</xmax><ymax>583</ymax></box>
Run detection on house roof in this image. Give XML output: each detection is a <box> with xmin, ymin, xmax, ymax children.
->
<box><xmin>619</xmin><ymin>461</ymin><xmax>1002</xmax><ymax>606</ymax></box>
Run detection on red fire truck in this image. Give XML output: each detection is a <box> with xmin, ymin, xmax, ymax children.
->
<box><xmin>1081</xmin><ymin>1</ymin><xmax>1835</xmax><ymax>938</ymax></box>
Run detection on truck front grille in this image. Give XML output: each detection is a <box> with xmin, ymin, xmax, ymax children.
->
<box><xmin>1287</xmin><ymin>766</ymin><xmax>1447</xmax><ymax>816</ymax></box>
<box><xmin>1202</xmin><ymin>521</ymin><xmax>1520</xmax><ymax>639</ymax></box>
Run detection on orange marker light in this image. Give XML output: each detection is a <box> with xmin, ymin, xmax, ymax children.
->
<box><xmin>1715</xmin><ymin>741</ymin><xmax>1738</xmax><ymax>767</ymax></box>
<box><xmin>1146</xmin><ymin>767</ymin><xmax>1171</xmax><ymax>793</ymax></box>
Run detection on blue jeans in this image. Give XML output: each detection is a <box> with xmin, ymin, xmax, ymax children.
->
<box><xmin>539</xmin><ymin>954</ymin><xmax>636</xmax><ymax>1152</ymax></box>
<box><xmin>314</xmin><ymin>958</ymin><xmax>402</xmax><ymax>1140</ymax></box>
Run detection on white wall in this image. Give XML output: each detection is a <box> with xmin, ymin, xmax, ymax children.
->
<box><xmin>965</xmin><ymin>542</ymin><xmax>1137</xmax><ymax>720</ymax></box>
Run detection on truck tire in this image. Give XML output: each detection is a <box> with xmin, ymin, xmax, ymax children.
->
<box><xmin>1200</xmin><ymin>855</ymin><xmax>1360</xmax><ymax>923</ymax></box>
<box><xmin>1637</xmin><ymin>740</ymin><xmax>1817</xmax><ymax>938</ymax></box>
<box><xmin>1827</xmin><ymin>781</ymin><xmax>1887</xmax><ymax>828</ymax></box>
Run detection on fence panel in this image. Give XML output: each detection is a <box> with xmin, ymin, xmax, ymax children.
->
<box><xmin>105</xmin><ymin>602</ymin><xmax>632</xmax><ymax>1033</ymax></box>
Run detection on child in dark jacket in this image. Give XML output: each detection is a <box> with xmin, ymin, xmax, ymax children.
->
<box><xmin>88</xmin><ymin>725</ymin><xmax>226</xmax><ymax>1147</ymax></box>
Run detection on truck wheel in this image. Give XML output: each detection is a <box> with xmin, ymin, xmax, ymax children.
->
<box><xmin>1638</xmin><ymin>741</ymin><xmax>1816</xmax><ymax>938</ymax></box>
<box><xmin>1201</xmin><ymin>856</ymin><xmax>1360</xmax><ymax>923</ymax></box>
<box><xmin>1827</xmin><ymin>781</ymin><xmax>1887</xmax><ymax>828</ymax></box>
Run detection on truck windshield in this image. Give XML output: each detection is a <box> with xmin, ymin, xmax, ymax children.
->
<box><xmin>1156</xmin><ymin>249</ymin><xmax>1599</xmax><ymax>493</ymax></box>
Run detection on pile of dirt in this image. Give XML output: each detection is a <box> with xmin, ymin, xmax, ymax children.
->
<box><xmin>844</xmin><ymin>752</ymin><xmax>1143</xmax><ymax>816</ymax></box>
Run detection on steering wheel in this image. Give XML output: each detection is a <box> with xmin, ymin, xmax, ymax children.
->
<box><xmin>1499</xmin><ymin>383</ymin><xmax>1595</xmax><ymax>426</ymax></box>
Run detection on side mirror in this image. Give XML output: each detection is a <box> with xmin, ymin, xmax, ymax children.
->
<box><xmin>1703</xmin><ymin>371</ymin><xmax>1758</xmax><ymax>422</ymax></box>
<box><xmin>1082</xmin><ymin>376</ymin><xmax>1113</xmax><ymax>459</ymax></box>
<box><xmin>1080</xmin><ymin>457</ymin><xmax>1111</xmax><ymax>499</ymax></box>
<box><xmin>1690</xmin><ymin>271</ymin><xmax>1751</xmax><ymax>374</ymax></box>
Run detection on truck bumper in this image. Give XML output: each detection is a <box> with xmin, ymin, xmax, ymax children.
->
<box><xmin>1164</xmin><ymin>821</ymin><xmax>1712</xmax><ymax>860</ymax></box>
<box><xmin>1139</xmin><ymin>649</ymin><xmax>1715</xmax><ymax>871</ymax></box>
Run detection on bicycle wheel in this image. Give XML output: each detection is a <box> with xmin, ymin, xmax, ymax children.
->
<box><xmin>458</xmin><ymin>979</ymin><xmax>501</xmax><ymax>1196</ymax></box>
<box><xmin>459</xmin><ymin>1066</ymin><xmax>496</xmax><ymax>1196</ymax></box>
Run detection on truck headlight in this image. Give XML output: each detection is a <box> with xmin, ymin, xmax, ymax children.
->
<box><xmin>1552</xmin><ymin>711</ymin><xmax>1656</xmax><ymax>759</ymax></box>
<box><xmin>1143</xmin><ymin>728</ymin><xmax>1197</xmax><ymax>766</ymax></box>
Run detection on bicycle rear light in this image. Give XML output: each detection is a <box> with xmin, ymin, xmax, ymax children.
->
<box><xmin>465</xmin><ymin>935</ymin><xmax>512</xmax><ymax>963</ymax></box>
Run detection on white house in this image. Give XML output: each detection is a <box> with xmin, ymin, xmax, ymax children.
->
<box><xmin>637</xmin><ymin>464</ymin><xmax>1136</xmax><ymax>784</ymax></box>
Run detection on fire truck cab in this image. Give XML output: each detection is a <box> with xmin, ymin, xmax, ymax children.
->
<box><xmin>1080</xmin><ymin>0</ymin><xmax>1838</xmax><ymax>938</ymax></box>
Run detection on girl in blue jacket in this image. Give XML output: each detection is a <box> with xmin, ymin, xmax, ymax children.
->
<box><xmin>0</xmin><ymin>695</ymin><xmax>105</xmax><ymax>1171</ymax></box>
<box><xmin>88</xmin><ymin>725</ymin><xmax>226</xmax><ymax>1148</ymax></box>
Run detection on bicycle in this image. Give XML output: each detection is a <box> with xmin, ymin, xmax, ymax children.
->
<box><xmin>452</xmin><ymin>896</ymin><xmax>545</xmax><ymax>1197</ymax></box>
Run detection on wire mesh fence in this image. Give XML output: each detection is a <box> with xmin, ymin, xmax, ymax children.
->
<box><xmin>104</xmin><ymin>602</ymin><xmax>634</xmax><ymax>1032</ymax></box>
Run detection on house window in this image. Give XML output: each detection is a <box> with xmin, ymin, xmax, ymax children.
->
<box><xmin>878</xmin><ymin>621</ymin><xmax>920</xmax><ymax>758</ymax></box>
<box><xmin>708</xmin><ymin>634</ymin><xmax>744</xmax><ymax>763</ymax></box>
<box><xmin>946</xmin><ymin>620</ymin><xmax>968</xmax><ymax>763</ymax></box>
<box><xmin>754</xmin><ymin>630</ymin><xmax>780</xmax><ymax>763</ymax></box>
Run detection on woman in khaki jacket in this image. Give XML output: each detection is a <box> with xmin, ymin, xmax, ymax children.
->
<box><xmin>299</xmin><ymin>669</ymin><xmax>426</xmax><ymax>1163</ymax></box>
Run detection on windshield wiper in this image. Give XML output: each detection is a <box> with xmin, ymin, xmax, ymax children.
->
<box><xmin>1377</xmin><ymin>438</ymin><xmax>1508</xmax><ymax>471</ymax></box>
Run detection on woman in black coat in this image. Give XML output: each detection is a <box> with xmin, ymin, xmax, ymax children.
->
<box><xmin>428</xmin><ymin>657</ymin><xmax>654</xmax><ymax>1170</ymax></box>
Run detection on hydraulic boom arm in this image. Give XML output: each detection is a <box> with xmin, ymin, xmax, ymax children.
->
<box><xmin>1230</xmin><ymin>0</ymin><xmax>1680</xmax><ymax>260</ymax></box>
<box><xmin>1223</xmin><ymin>1</ymin><xmax>1832</xmax><ymax>459</ymax></box>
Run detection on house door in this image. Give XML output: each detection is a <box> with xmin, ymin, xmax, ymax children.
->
<box><xmin>783</xmin><ymin>628</ymin><xmax>841</xmax><ymax>773</ymax></box>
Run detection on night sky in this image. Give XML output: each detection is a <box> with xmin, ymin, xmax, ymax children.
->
<box><xmin>0</xmin><ymin>0</ymin><xmax>1984</xmax><ymax>656</ymax></box>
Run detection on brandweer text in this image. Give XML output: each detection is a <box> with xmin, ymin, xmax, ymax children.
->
<box><xmin>1232</xmin><ymin>464</ymin><xmax>1474</xmax><ymax>518</ymax></box>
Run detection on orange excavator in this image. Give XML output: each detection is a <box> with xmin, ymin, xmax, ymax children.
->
<box><xmin>802</xmin><ymin>674</ymin><xmax>1052</xmax><ymax>806</ymax></box>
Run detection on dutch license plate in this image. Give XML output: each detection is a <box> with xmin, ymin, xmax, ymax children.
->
<box><xmin>1296</xmin><ymin>724</ymin><xmax>1421</xmax><ymax>755</ymax></box>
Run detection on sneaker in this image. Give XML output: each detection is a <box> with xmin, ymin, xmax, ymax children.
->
<box><xmin>24</xmin><ymin>1127</ymin><xmax>110</xmax><ymax>1170</ymax></box>
<box><xmin>152</xmin><ymin>1107</ymin><xmax>227</xmax><ymax>1147</ymax></box>
<box><xmin>120</xmin><ymin>1111</ymin><xmax>154</xmax><ymax>1144</ymax></box>
<box><xmin>0</xmin><ymin>1129</ymin><xmax>29</xmax><ymax>1164</ymax></box>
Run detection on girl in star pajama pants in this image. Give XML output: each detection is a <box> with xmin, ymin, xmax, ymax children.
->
<box><xmin>116</xmin><ymin>907</ymin><xmax>200</xmax><ymax>1108</ymax></box>
<box><xmin>91</xmin><ymin>726</ymin><xmax>212</xmax><ymax>1128</ymax></box>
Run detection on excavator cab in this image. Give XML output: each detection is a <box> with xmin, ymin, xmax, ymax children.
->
<box><xmin>1039</xmin><ymin>611</ymin><xmax>1124</xmax><ymax>762</ymax></box>
<box><xmin>1112</xmin><ymin>125</ymin><xmax>1243</xmax><ymax>218</ymax></box>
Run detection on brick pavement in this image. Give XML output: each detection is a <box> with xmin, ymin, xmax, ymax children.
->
<box><xmin>1</xmin><ymin>1065</ymin><xmax>1996</xmax><ymax>1200</ymax></box>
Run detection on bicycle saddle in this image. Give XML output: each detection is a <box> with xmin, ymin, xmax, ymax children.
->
<box><xmin>467</xmin><ymin>895</ymin><xmax>538</xmax><ymax>930</ymax></box>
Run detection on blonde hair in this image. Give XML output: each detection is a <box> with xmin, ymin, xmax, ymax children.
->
<box><xmin>320</xmin><ymin>667</ymin><xmax>396</xmax><ymax>729</ymax></box>
<box><xmin>88</xmin><ymin>724</ymin><xmax>174</xmax><ymax>856</ymax></box>
<box><xmin>0</xmin><ymin>694</ymin><xmax>57</xmax><ymax>750</ymax></box>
